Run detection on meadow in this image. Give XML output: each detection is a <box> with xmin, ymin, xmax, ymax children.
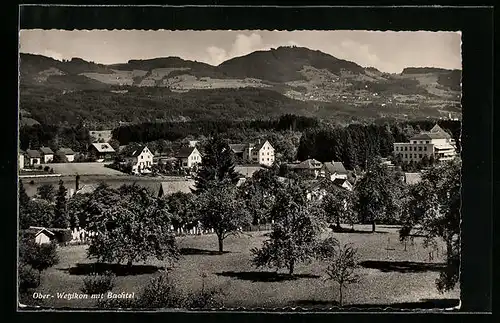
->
<box><xmin>29</xmin><ymin>225</ymin><xmax>460</xmax><ymax>310</ymax></box>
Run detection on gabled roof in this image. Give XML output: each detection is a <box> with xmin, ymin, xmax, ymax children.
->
<box><xmin>91</xmin><ymin>142</ymin><xmax>116</xmax><ymax>153</ymax></box>
<box><xmin>404</xmin><ymin>172</ymin><xmax>422</xmax><ymax>185</ymax></box>
<box><xmin>234</xmin><ymin>165</ymin><xmax>265</xmax><ymax>178</ymax></box>
<box><xmin>323</xmin><ymin>161</ymin><xmax>348</xmax><ymax>174</ymax></box>
<box><xmin>430</xmin><ymin>124</ymin><xmax>446</xmax><ymax>133</ymax></box>
<box><xmin>26</xmin><ymin>149</ymin><xmax>41</xmax><ymax>158</ymax></box>
<box><xmin>76</xmin><ymin>184</ymin><xmax>97</xmax><ymax>195</ymax></box>
<box><xmin>130</xmin><ymin>145</ymin><xmax>149</xmax><ymax>157</ymax></box>
<box><xmin>290</xmin><ymin>159</ymin><xmax>323</xmax><ymax>170</ymax></box>
<box><xmin>26</xmin><ymin>227</ymin><xmax>55</xmax><ymax>238</ymax></box>
<box><xmin>58</xmin><ymin>147</ymin><xmax>75</xmax><ymax>155</ymax></box>
<box><xmin>158</xmin><ymin>180</ymin><xmax>196</xmax><ymax>197</ymax></box>
<box><xmin>410</xmin><ymin>132</ymin><xmax>450</xmax><ymax>140</ymax></box>
<box><xmin>39</xmin><ymin>147</ymin><xmax>54</xmax><ymax>155</ymax></box>
<box><xmin>229</xmin><ymin>144</ymin><xmax>247</xmax><ymax>154</ymax></box>
<box><xmin>255</xmin><ymin>140</ymin><xmax>271</xmax><ymax>151</ymax></box>
<box><xmin>176</xmin><ymin>147</ymin><xmax>197</xmax><ymax>158</ymax></box>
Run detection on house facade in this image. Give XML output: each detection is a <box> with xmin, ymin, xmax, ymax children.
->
<box><xmin>243</xmin><ymin>140</ymin><xmax>275</xmax><ymax>167</ymax></box>
<box><xmin>39</xmin><ymin>147</ymin><xmax>54</xmax><ymax>163</ymax></box>
<box><xmin>19</xmin><ymin>149</ymin><xmax>25</xmax><ymax>170</ymax></box>
<box><xmin>89</xmin><ymin>143</ymin><xmax>116</xmax><ymax>161</ymax></box>
<box><xmin>288</xmin><ymin>159</ymin><xmax>323</xmax><ymax>178</ymax></box>
<box><xmin>176</xmin><ymin>147</ymin><xmax>202</xmax><ymax>169</ymax></box>
<box><xmin>58</xmin><ymin>148</ymin><xmax>75</xmax><ymax>162</ymax></box>
<box><xmin>393</xmin><ymin>124</ymin><xmax>457</xmax><ymax>163</ymax></box>
<box><xmin>124</xmin><ymin>145</ymin><xmax>154</xmax><ymax>174</ymax></box>
<box><xmin>26</xmin><ymin>149</ymin><xmax>42</xmax><ymax>166</ymax></box>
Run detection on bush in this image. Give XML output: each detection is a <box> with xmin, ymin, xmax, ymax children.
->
<box><xmin>18</xmin><ymin>263</ymin><xmax>40</xmax><ymax>292</ymax></box>
<box><xmin>19</xmin><ymin>236</ymin><xmax>59</xmax><ymax>272</ymax></box>
<box><xmin>184</xmin><ymin>288</ymin><xmax>225</xmax><ymax>309</ymax></box>
<box><xmin>37</xmin><ymin>165</ymin><xmax>43</xmax><ymax>170</ymax></box>
<box><xmin>81</xmin><ymin>271</ymin><xmax>116</xmax><ymax>295</ymax></box>
<box><xmin>51</xmin><ymin>228</ymin><xmax>73</xmax><ymax>244</ymax></box>
<box><xmin>135</xmin><ymin>275</ymin><xmax>183</xmax><ymax>309</ymax></box>
<box><xmin>49</xmin><ymin>168</ymin><xmax>54</xmax><ymax>174</ymax></box>
<box><xmin>43</xmin><ymin>166</ymin><xmax>50</xmax><ymax>172</ymax></box>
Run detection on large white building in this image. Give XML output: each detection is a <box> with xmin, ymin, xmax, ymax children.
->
<box><xmin>393</xmin><ymin>124</ymin><xmax>457</xmax><ymax>163</ymax></box>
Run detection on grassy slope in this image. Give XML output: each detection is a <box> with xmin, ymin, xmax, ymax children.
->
<box><xmin>30</xmin><ymin>225</ymin><xmax>459</xmax><ymax>309</ymax></box>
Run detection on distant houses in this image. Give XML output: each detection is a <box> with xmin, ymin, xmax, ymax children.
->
<box><xmin>39</xmin><ymin>147</ymin><xmax>54</xmax><ymax>163</ymax></box>
<box><xmin>393</xmin><ymin>124</ymin><xmax>457</xmax><ymax>163</ymax></box>
<box><xmin>124</xmin><ymin>145</ymin><xmax>154</xmax><ymax>174</ymax></box>
<box><xmin>25</xmin><ymin>149</ymin><xmax>42</xmax><ymax>166</ymax></box>
<box><xmin>57</xmin><ymin>147</ymin><xmax>76</xmax><ymax>162</ymax></box>
<box><xmin>176</xmin><ymin>147</ymin><xmax>202</xmax><ymax>169</ymax></box>
<box><xmin>287</xmin><ymin>159</ymin><xmax>323</xmax><ymax>178</ymax></box>
<box><xmin>230</xmin><ymin>140</ymin><xmax>275</xmax><ymax>167</ymax></box>
<box><xmin>322</xmin><ymin>161</ymin><xmax>348</xmax><ymax>181</ymax></box>
<box><xmin>89</xmin><ymin>142</ymin><xmax>116</xmax><ymax>162</ymax></box>
<box><xmin>26</xmin><ymin>227</ymin><xmax>56</xmax><ymax>245</ymax></box>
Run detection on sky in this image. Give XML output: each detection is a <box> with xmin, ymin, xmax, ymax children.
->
<box><xmin>19</xmin><ymin>30</ymin><xmax>461</xmax><ymax>74</ymax></box>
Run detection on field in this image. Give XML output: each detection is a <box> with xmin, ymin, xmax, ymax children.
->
<box><xmin>28</xmin><ymin>225</ymin><xmax>460</xmax><ymax>310</ymax></box>
<box><xmin>41</xmin><ymin>163</ymin><xmax>125</xmax><ymax>176</ymax></box>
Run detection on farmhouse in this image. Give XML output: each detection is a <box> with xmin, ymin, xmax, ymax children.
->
<box><xmin>229</xmin><ymin>144</ymin><xmax>247</xmax><ymax>160</ymax></box>
<box><xmin>393</xmin><ymin>124</ymin><xmax>457</xmax><ymax>163</ymax></box>
<box><xmin>243</xmin><ymin>140</ymin><xmax>275</xmax><ymax>167</ymax></box>
<box><xmin>124</xmin><ymin>145</ymin><xmax>154</xmax><ymax>174</ymax></box>
<box><xmin>89</xmin><ymin>143</ymin><xmax>116</xmax><ymax>162</ymax></box>
<box><xmin>176</xmin><ymin>147</ymin><xmax>202</xmax><ymax>169</ymax></box>
<box><xmin>39</xmin><ymin>146</ymin><xmax>54</xmax><ymax>163</ymax></box>
<box><xmin>26</xmin><ymin>227</ymin><xmax>56</xmax><ymax>245</ymax></box>
<box><xmin>19</xmin><ymin>149</ymin><xmax>25</xmax><ymax>169</ymax></box>
<box><xmin>26</xmin><ymin>149</ymin><xmax>42</xmax><ymax>166</ymax></box>
<box><xmin>322</xmin><ymin>161</ymin><xmax>348</xmax><ymax>181</ymax></box>
<box><xmin>57</xmin><ymin>148</ymin><xmax>75</xmax><ymax>162</ymax></box>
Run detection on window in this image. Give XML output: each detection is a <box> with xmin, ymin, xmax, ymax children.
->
<box><xmin>404</xmin><ymin>147</ymin><xmax>408</xmax><ymax>151</ymax></box>
<box><xmin>419</xmin><ymin>147</ymin><xmax>422</xmax><ymax>151</ymax></box>
<box><xmin>409</xmin><ymin>147</ymin><xmax>412</xmax><ymax>151</ymax></box>
<box><xmin>414</xmin><ymin>154</ymin><xmax>417</xmax><ymax>158</ymax></box>
<box><xmin>419</xmin><ymin>154</ymin><xmax>422</xmax><ymax>158</ymax></box>
<box><xmin>141</xmin><ymin>156</ymin><xmax>144</xmax><ymax>159</ymax></box>
<box><xmin>395</xmin><ymin>147</ymin><xmax>398</xmax><ymax>151</ymax></box>
<box><xmin>405</xmin><ymin>154</ymin><xmax>408</xmax><ymax>158</ymax></box>
<box><xmin>420</xmin><ymin>141</ymin><xmax>423</xmax><ymax>144</ymax></box>
<box><xmin>426</xmin><ymin>141</ymin><xmax>429</xmax><ymax>144</ymax></box>
<box><xmin>267</xmin><ymin>158</ymin><xmax>269</xmax><ymax>161</ymax></box>
<box><xmin>424</xmin><ymin>147</ymin><xmax>427</xmax><ymax>151</ymax></box>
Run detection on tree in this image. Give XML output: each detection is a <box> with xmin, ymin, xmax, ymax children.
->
<box><xmin>163</xmin><ymin>192</ymin><xmax>197</xmax><ymax>232</ymax></box>
<box><xmin>37</xmin><ymin>184</ymin><xmax>55</xmax><ymax>202</ymax></box>
<box><xmin>19</xmin><ymin>180</ymin><xmax>31</xmax><ymax>209</ymax></box>
<box><xmin>86</xmin><ymin>184</ymin><xmax>179</xmax><ymax>267</ymax></box>
<box><xmin>354</xmin><ymin>163</ymin><xmax>402</xmax><ymax>232</ymax></box>
<box><xmin>52</xmin><ymin>151</ymin><xmax>69</xmax><ymax>163</ymax></box>
<box><xmin>321</xmin><ymin>183</ymin><xmax>356</xmax><ymax>230</ymax></box>
<box><xmin>323</xmin><ymin>242</ymin><xmax>361</xmax><ymax>307</ymax></box>
<box><xmin>52</xmin><ymin>180</ymin><xmax>69</xmax><ymax>228</ymax></box>
<box><xmin>400</xmin><ymin>159</ymin><xmax>461</xmax><ymax>292</ymax></box>
<box><xmin>251</xmin><ymin>181</ymin><xmax>325</xmax><ymax>275</ymax></box>
<box><xmin>20</xmin><ymin>199</ymin><xmax>55</xmax><ymax>229</ymax></box>
<box><xmin>195</xmin><ymin>183</ymin><xmax>250</xmax><ymax>252</ymax></box>
<box><xmin>19</xmin><ymin>231</ymin><xmax>59</xmax><ymax>287</ymax></box>
<box><xmin>194</xmin><ymin>135</ymin><xmax>240</xmax><ymax>193</ymax></box>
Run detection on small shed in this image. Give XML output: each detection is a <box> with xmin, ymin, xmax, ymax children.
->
<box><xmin>27</xmin><ymin>227</ymin><xmax>56</xmax><ymax>245</ymax></box>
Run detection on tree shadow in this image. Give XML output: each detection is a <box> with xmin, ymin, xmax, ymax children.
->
<box><xmin>180</xmin><ymin>248</ymin><xmax>231</xmax><ymax>256</ymax></box>
<box><xmin>331</xmin><ymin>227</ymin><xmax>389</xmax><ymax>234</ymax></box>
<box><xmin>359</xmin><ymin>260</ymin><xmax>446</xmax><ymax>273</ymax></box>
<box><xmin>59</xmin><ymin>263</ymin><xmax>165</xmax><ymax>276</ymax></box>
<box><xmin>291</xmin><ymin>298</ymin><xmax>460</xmax><ymax>310</ymax></box>
<box><xmin>215</xmin><ymin>271</ymin><xmax>320</xmax><ymax>282</ymax></box>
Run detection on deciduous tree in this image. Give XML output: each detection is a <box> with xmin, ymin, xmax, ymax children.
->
<box><xmin>252</xmin><ymin>181</ymin><xmax>325</xmax><ymax>275</ymax></box>
<box><xmin>52</xmin><ymin>180</ymin><xmax>69</xmax><ymax>228</ymax></box>
<box><xmin>37</xmin><ymin>184</ymin><xmax>55</xmax><ymax>202</ymax></box>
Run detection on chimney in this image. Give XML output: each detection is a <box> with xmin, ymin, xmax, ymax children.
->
<box><xmin>75</xmin><ymin>174</ymin><xmax>80</xmax><ymax>191</ymax></box>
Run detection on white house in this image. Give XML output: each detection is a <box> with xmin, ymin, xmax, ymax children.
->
<box><xmin>19</xmin><ymin>149</ymin><xmax>25</xmax><ymax>170</ymax></box>
<box><xmin>28</xmin><ymin>227</ymin><xmax>56</xmax><ymax>245</ymax></box>
<box><xmin>393</xmin><ymin>124</ymin><xmax>457</xmax><ymax>163</ymax></box>
<box><xmin>242</xmin><ymin>140</ymin><xmax>275</xmax><ymax>166</ymax></box>
<box><xmin>58</xmin><ymin>148</ymin><xmax>76</xmax><ymax>162</ymax></box>
<box><xmin>39</xmin><ymin>147</ymin><xmax>54</xmax><ymax>163</ymax></box>
<box><xmin>176</xmin><ymin>147</ymin><xmax>202</xmax><ymax>169</ymax></box>
<box><xmin>125</xmin><ymin>145</ymin><xmax>154</xmax><ymax>174</ymax></box>
<box><xmin>332</xmin><ymin>178</ymin><xmax>354</xmax><ymax>191</ymax></box>
<box><xmin>25</xmin><ymin>149</ymin><xmax>42</xmax><ymax>166</ymax></box>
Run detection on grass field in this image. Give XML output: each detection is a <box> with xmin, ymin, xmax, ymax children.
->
<box><xmin>27</xmin><ymin>225</ymin><xmax>460</xmax><ymax>310</ymax></box>
<box><xmin>42</xmin><ymin>163</ymin><xmax>125</xmax><ymax>176</ymax></box>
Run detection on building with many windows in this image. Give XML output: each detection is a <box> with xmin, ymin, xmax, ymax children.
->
<box><xmin>393</xmin><ymin>124</ymin><xmax>457</xmax><ymax>163</ymax></box>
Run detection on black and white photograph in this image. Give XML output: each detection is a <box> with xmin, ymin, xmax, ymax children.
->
<box><xmin>18</xmin><ymin>23</ymin><xmax>464</xmax><ymax>311</ymax></box>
